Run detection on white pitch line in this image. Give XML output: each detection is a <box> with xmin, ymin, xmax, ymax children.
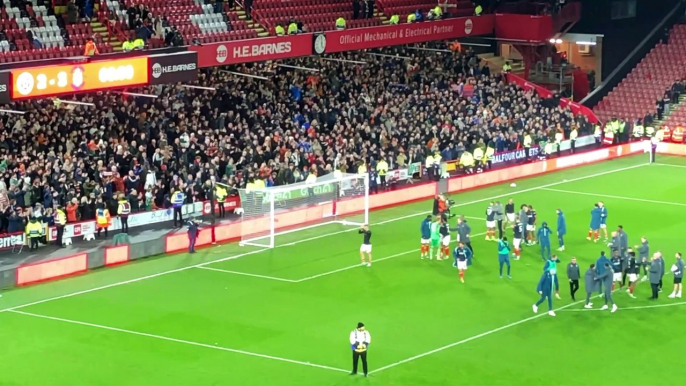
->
<box><xmin>558</xmin><ymin>301</ymin><xmax>686</xmax><ymax>312</ymax></box>
<box><xmin>8</xmin><ymin>309</ymin><xmax>349</xmax><ymax>374</ymax></box>
<box><xmin>0</xmin><ymin>162</ymin><xmax>648</xmax><ymax>315</ymax></box>
<box><xmin>540</xmin><ymin>188</ymin><xmax>686</xmax><ymax>207</ymax></box>
<box><xmin>197</xmin><ymin>267</ymin><xmax>298</xmax><ymax>282</ymax></box>
<box><xmin>653</xmin><ymin>163</ymin><xmax>686</xmax><ymax>169</ymax></box>
<box><xmin>370</xmin><ymin>287</ymin><xmax>625</xmax><ymax>375</ymax></box>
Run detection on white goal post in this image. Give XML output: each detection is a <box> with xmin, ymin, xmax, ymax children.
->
<box><xmin>237</xmin><ymin>172</ymin><xmax>370</xmax><ymax>248</ymax></box>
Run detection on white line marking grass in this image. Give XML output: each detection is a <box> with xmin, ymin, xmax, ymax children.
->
<box><xmin>196</xmin><ymin>267</ymin><xmax>299</xmax><ymax>282</ymax></box>
<box><xmin>8</xmin><ymin>309</ymin><xmax>349</xmax><ymax>373</ymax></box>
<box><xmin>654</xmin><ymin>163</ymin><xmax>686</xmax><ymax>169</ymax></box>
<box><xmin>540</xmin><ymin>188</ymin><xmax>686</xmax><ymax>207</ymax></box>
<box><xmin>558</xmin><ymin>301</ymin><xmax>686</xmax><ymax>312</ymax></box>
<box><xmin>0</xmin><ymin>162</ymin><xmax>651</xmax><ymax>373</ymax></box>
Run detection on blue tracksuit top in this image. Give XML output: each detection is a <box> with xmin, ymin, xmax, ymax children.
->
<box><xmin>596</xmin><ymin>255</ymin><xmax>610</xmax><ymax>274</ymax></box>
<box><xmin>498</xmin><ymin>240</ymin><xmax>510</xmax><ymax>256</ymax></box>
<box><xmin>537</xmin><ymin>226</ymin><xmax>552</xmax><ymax>246</ymax></box>
<box><xmin>420</xmin><ymin>219</ymin><xmax>431</xmax><ymax>240</ymax></box>
<box><xmin>536</xmin><ymin>272</ymin><xmax>553</xmax><ymax>295</ymax></box>
<box><xmin>590</xmin><ymin>207</ymin><xmax>601</xmax><ymax>229</ymax></box>
<box><xmin>557</xmin><ymin>212</ymin><xmax>566</xmax><ymax>235</ymax></box>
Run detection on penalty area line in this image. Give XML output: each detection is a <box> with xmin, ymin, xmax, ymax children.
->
<box><xmin>8</xmin><ymin>309</ymin><xmax>349</xmax><ymax>374</ymax></box>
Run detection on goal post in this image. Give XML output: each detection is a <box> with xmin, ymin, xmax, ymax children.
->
<box><xmin>237</xmin><ymin>172</ymin><xmax>370</xmax><ymax>248</ymax></box>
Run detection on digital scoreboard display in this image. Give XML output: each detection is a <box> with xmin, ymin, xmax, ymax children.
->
<box><xmin>10</xmin><ymin>57</ymin><xmax>150</xmax><ymax>99</ymax></box>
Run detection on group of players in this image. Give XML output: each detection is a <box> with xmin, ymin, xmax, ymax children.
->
<box><xmin>411</xmin><ymin>195</ymin><xmax>684</xmax><ymax>316</ymax></box>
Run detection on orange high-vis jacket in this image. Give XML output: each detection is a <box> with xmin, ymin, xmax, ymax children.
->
<box><xmin>673</xmin><ymin>126</ymin><xmax>684</xmax><ymax>143</ymax></box>
<box><xmin>663</xmin><ymin>126</ymin><xmax>672</xmax><ymax>141</ymax></box>
<box><xmin>84</xmin><ymin>41</ymin><xmax>98</xmax><ymax>56</ymax></box>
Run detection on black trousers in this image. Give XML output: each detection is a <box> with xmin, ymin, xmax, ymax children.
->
<box><xmin>569</xmin><ymin>279</ymin><xmax>579</xmax><ymax>300</ymax></box>
<box><xmin>173</xmin><ymin>207</ymin><xmax>183</xmax><ymax>226</ymax></box>
<box><xmin>466</xmin><ymin>242</ymin><xmax>474</xmax><ymax>255</ymax></box>
<box><xmin>97</xmin><ymin>226</ymin><xmax>108</xmax><ymax>238</ymax></box>
<box><xmin>497</xmin><ymin>220</ymin><xmax>504</xmax><ymax>239</ymax></box>
<box><xmin>352</xmin><ymin>350</ymin><xmax>368</xmax><ymax>375</ymax></box>
<box><xmin>651</xmin><ymin>283</ymin><xmax>660</xmax><ymax>299</ymax></box>
<box><xmin>379</xmin><ymin>175</ymin><xmax>386</xmax><ymax>189</ymax></box>
<box><xmin>30</xmin><ymin>237</ymin><xmax>39</xmax><ymax>250</ymax></box>
<box><xmin>56</xmin><ymin>224</ymin><xmax>64</xmax><ymax>246</ymax></box>
<box><xmin>570</xmin><ymin>140</ymin><xmax>576</xmax><ymax>153</ymax></box>
<box><xmin>658</xmin><ymin>278</ymin><xmax>663</xmax><ymax>290</ymax></box>
<box><xmin>121</xmin><ymin>216</ymin><xmax>129</xmax><ymax>233</ymax></box>
<box><xmin>217</xmin><ymin>202</ymin><xmax>225</xmax><ymax>218</ymax></box>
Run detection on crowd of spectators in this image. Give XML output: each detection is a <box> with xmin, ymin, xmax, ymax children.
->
<box><xmin>0</xmin><ymin>44</ymin><xmax>591</xmax><ymax>231</ymax></box>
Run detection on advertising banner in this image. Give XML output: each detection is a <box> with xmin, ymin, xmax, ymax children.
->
<box><xmin>48</xmin><ymin>202</ymin><xmax>203</xmax><ymax>241</ymax></box>
<box><xmin>190</xmin><ymin>34</ymin><xmax>314</xmax><ymax>68</ymax></box>
<box><xmin>323</xmin><ymin>16</ymin><xmax>495</xmax><ymax>53</ymax></box>
<box><xmin>202</xmin><ymin>196</ymin><xmax>241</xmax><ymax>215</ymax></box>
<box><xmin>0</xmin><ymin>232</ymin><xmax>25</xmax><ymax>250</ymax></box>
<box><xmin>0</xmin><ymin>71</ymin><xmax>10</xmax><ymax>104</ymax></box>
<box><xmin>148</xmin><ymin>51</ymin><xmax>198</xmax><ymax>85</ymax></box>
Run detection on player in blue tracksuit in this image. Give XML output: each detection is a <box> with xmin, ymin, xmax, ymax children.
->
<box><xmin>596</xmin><ymin>251</ymin><xmax>610</xmax><ymax>296</ymax></box>
<box><xmin>498</xmin><ymin>237</ymin><xmax>511</xmax><ymax>279</ymax></box>
<box><xmin>588</xmin><ymin>204</ymin><xmax>602</xmax><ymax>243</ymax></box>
<box><xmin>543</xmin><ymin>255</ymin><xmax>562</xmax><ymax>299</ymax></box>
<box><xmin>420</xmin><ymin>215</ymin><xmax>432</xmax><ymax>259</ymax></box>
<box><xmin>533</xmin><ymin>271</ymin><xmax>556</xmax><ymax>316</ymax></box>
<box><xmin>537</xmin><ymin>221</ymin><xmax>552</xmax><ymax>261</ymax></box>
<box><xmin>556</xmin><ymin>209</ymin><xmax>566</xmax><ymax>251</ymax></box>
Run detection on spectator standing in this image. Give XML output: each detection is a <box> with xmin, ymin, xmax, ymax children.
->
<box><xmin>67</xmin><ymin>0</ymin><xmax>79</xmax><ymax>24</ymax></box>
<box><xmin>353</xmin><ymin>0</ymin><xmax>361</xmax><ymax>19</ymax></box>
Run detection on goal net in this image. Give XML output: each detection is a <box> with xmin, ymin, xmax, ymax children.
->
<box><xmin>237</xmin><ymin>172</ymin><xmax>370</xmax><ymax>248</ymax></box>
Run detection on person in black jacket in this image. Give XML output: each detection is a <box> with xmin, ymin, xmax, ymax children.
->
<box><xmin>7</xmin><ymin>210</ymin><xmax>24</xmax><ymax>234</ymax></box>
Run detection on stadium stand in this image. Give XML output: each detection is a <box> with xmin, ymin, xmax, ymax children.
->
<box><xmin>0</xmin><ymin>0</ymin><xmax>115</xmax><ymax>61</ymax></box>
<box><xmin>252</xmin><ymin>0</ymin><xmax>381</xmax><ymax>34</ymax></box>
<box><xmin>377</xmin><ymin>0</ymin><xmax>475</xmax><ymax>19</ymax></box>
<box><xmin>593</xmin><ymin>24</ymin><xmax>686</xmax><ymax>123</ymax></box>
<box><xmin>0</xmin><ymin>44</ymin><xmax>592</xmax><ymax>233</ymax></box>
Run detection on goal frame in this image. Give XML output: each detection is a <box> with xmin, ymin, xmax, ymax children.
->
<box><xmin>238</xmin><ymin>173</ymin><xmax>370</xmax><ymax>249</ymax></box>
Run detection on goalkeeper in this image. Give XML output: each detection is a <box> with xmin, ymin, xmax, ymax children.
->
<box><xmin>429</xmin><ymin>216</ymin><xmax>441</xmax><ymax>260</ymax></box>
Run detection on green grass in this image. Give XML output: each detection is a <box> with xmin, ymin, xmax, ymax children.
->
<box><xmin>2</xmin><ymin>154</ymin><xmax>686</xmax><ymax>386</ymax></box>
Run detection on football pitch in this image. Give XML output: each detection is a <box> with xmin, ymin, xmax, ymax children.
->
<box><xmin>1</xmin><ymin>153</ymin><xmax>686</xmax><ymax>386</ymax></box>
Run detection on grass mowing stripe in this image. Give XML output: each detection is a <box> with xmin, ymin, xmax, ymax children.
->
<box><xmin>8</xmin><ymin>309</ymin><xmax>349</xmax><ymax>373</ymax></box>
<box><xmin>540</xmin><ymin>187</ymin><xmax>686</xmax><ymax>207</ymax></box>
<box><xmin>0</xmin><ymin>161</ymin><xmax>649</xmax><ymax>315</ymax></box>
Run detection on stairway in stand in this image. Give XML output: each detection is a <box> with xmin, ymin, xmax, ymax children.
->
<box><xmin>91</xmin><ymin>20</ymin><xmax>122</xmax><ymax>52</ymax></box>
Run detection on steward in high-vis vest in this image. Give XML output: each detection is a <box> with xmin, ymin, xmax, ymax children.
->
<box><xmin>275</xmin><ymin>25</ymin><xmax>285</xmax><ymax>36</ymax></box>
<box><xmin>645</xmin><ymin>126</ymin><xmax>655</xmax><ymax>138</ymax></box>
<box><xmin>424</xmin><ymin>154</ymin><xmax>434</xmax><ymax>179</ymax></box>
<box><xmin>215</xmin><ymin>184</ymin><xmax>228</xmax><ymax>218</ymax></box>
<box><xmin>485</xmin><ymin>141</ymin><xmax>495</xmax><ymax>169</ymax></box>
<box><xmin>172</xmin><ymin>189</ymin><xmax>186</xmax><ymax>227</ymax></box>
<box><xmin>376</xmin><ymin>159</ymin><xmax>389</xmax><ymax>188</ymax></box>
<box><xmin>616</xmin><ymin>119</ymin><xmax>626</xmax><ymax>143</ymax></box>
<box><xmin>673</xmin><ymin>126</ymin><xmax>685</xmax><ymax>143</ymax></box>
<box><xmin>288</xmin><ymin>22</ymin><xmax>298</xmax><ymax>35</ymax></box>
<box><xmin>335</xmin><ymin>17</ymin><xmax>346</xmax><ymax>30</ymax></box>
<box><xmin>594</xmin><ymin>124</ymin><xmax>602</xmax><ymax>146</ymax></box>
<box><xmin>26</xmin><ymin>218</ymin><xmax>43</xmax><ymax>251</ymax></box>
<box><xmin>569</xmin><ymin>126</ymin><xmax>578</xmax><ymax>153</ymax></box>
<box><xmin>55</xmin><ymin>206</ymin><xmax>67</xmax><ymax>247</ymax></box>
<box><xmin>96</xmin><ymin>204</ymin><xmax>111</xmax><ymax>238</ymax></box>
<box><xmin>473</xmin><ymin>147</ymin><xmax>484</xmax><ymax>169</ymax></box>
<box><xmin>118</xmin><ymin>194</ymin><xmax>131</xmax><ymax>233</ymax></box>
<box><xmin>633</xmin><ymin>123</ymin><xmax>644</xmax><ymax>140</ymax></box>
<box><xmin>407</xmin><ymin>13</ymin><xmax>416</xmax><ymax>23</ymax></box>
<box><xmin>662</xmin><ymin>126</ymin><xmax>672</xmax><ymax>142</ymax></box>
<box><xmin>554</xmin><ymin>130</ymin><xmax>564</xmax><ymax>156</ymax></box>
<box><xmin>459</xmin><ymin>151</ymin><xmax>474</xmax><ymax>174</ymax></box>
<box><xmin>523</xmin><ymin>133</ymin><xmax>533</xmax><ymax>160</ymax></box>
<box><xmin>133</xmin><ymin>37</ymin><xmax>145</xmax><ymax>50</ymax></box>
<box><xmin>389</xmin><ymin>14</ymin><xmax>399</xmax><ymax>24</ymax></box>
